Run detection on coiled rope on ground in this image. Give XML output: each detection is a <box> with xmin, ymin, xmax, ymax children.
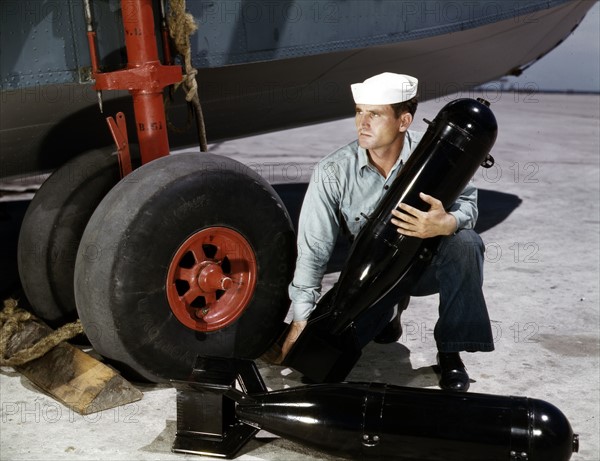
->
<box><xmin>0</xmin><ymin>299</ymin><xmax>83</xmax><ymax>367</ymax></box>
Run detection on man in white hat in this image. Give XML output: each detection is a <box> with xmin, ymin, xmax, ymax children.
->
<box><xmin>279</xmin><ymin>72</ymin><xmax>494</xmax><ymax>391</ymax></box>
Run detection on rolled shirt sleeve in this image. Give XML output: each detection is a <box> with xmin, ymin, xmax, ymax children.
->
<box><xmin>448</xmin><ymin>180</ymin><xmax>478</xmax><ymax>231</ymax></box>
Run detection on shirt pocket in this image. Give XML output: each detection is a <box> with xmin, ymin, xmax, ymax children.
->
<box><xmin>341</xmin><ymin>202</ymin><xmax>374</xmax><ymax>239</ymax></box>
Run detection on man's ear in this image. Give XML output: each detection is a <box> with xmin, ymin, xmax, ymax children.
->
<box><xmin>399</xmin><ymin>112</ymin><xmax>413</xmax><ymax>132</ymax></box>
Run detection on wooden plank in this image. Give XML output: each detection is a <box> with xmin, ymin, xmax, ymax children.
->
<box><xmin>3</xmin><ymin>311</ymin><xmax>143</xmax><ymax>415</ymax></box>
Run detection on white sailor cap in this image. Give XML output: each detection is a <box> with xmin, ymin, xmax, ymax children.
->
<box><xmin>351</xmin><ymin>72</ymin><xmax>418</xmax><ymax>105</ymax></box>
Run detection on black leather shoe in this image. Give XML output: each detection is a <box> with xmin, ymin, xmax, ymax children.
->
<box><xmin>437</xmin><ymin>352</ymin><xmax>470</xmax><ymax>392</ymax></box>
<box><xmin>373</xmin><ymin>296</ymin><xmax>410</xmax><ymax>344</ymax></box>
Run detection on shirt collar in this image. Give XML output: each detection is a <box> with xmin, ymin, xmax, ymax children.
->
<box><xmin>357</xmin><ymin>131</ymin><xmax>415</xmax><ymax>177</ymax></box>
<box><xmin>357</xmin><ymin>145</ymin><xmax>370</xmax><ymax>175</ymax></box>
<box><xmin>399</xmin><ymin>130</ymin><xmax>415</xmax><ymax>164</ymax></box>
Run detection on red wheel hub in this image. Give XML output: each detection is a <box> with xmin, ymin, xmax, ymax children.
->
<box><xmin>166</xmin><ymin>227</ymin><xmax>257</xmax><ymax>332</ymax></box>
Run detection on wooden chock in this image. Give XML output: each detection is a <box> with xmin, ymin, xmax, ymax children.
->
<box><xmin>1</xmin><ymin>299</ymin><xmax>143</xmax><ymax>415</ymax></box>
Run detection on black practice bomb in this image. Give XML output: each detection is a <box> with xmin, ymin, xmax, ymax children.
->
<box><xmin>172</xmin><ymin>357</ymin><xmax>579</xmax><ymax>461</ymax></box>
<box><xmin>327</xmin><ymin>97</ymin><xmax>497</xmax><ymax>333</ymax></box>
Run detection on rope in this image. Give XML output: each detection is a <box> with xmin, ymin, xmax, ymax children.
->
<box><xmin>167</xmin><ymin>0</ymin><xmax>208</xmax><ymax>152</ymax></box>
<box><xmin>0</xmin><ymin>299</ymin><xmax>83</xmax><ymax>367</ymax></box>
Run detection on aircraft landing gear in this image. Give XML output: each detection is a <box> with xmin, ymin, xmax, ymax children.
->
<box><xmin>18</xmin><ymin>0</ymin><xmax>295</xmax><ymax>382</ymax></box>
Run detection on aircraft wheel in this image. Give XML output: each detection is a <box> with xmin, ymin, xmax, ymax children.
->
<box><xmin>17</xmin><ymin>147</ymin><xmax>132</xmax><ymax>325</ymax></box>
<box><xmin>74</xmin><ymin>153</ymin><xmax>296</xmax><ymax>382</ymax></box>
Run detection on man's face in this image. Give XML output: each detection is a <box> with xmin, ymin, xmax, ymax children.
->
<box><xmin>355</xmin><ymin>104</ymin><xmax>406</xmax><ymax>152</ymax></box>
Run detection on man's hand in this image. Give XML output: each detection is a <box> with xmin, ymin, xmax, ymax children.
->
<box><xmin>391</xmin><ymin>192</ymin><xmax>457</xmax><ymax>238</ymax></box>
<box><xmin>274</xmin><ymin>320</ymin><xmax>308</xmax><ymax>364</ymax></box>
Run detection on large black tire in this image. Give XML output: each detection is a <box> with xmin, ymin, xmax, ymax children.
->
<box><xmin>17</xmin><ymin>147</ymin><xmax>132</xmax><ymax>325</ymax></box>
<box><xmin>74</xmin><ymin>153</ymin><xmax>296</xmax><ymax>382</ymax></box>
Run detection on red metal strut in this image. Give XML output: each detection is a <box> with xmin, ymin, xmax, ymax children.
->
<box><xmin>92</xmin><ymin>0</ymin><xmax>182</xmax><ymax>165</ymax></box>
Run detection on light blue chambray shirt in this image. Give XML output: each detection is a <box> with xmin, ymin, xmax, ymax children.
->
<box><xmin>288</xmin><ymin>130</ymin><xmax>478</xmax><ymax>321</ymax></box>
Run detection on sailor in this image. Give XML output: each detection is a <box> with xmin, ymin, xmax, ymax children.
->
<box><xmin>279</xmin><ymin>72</ymin><xmax>494</xmax><ymax>391</ymax></box>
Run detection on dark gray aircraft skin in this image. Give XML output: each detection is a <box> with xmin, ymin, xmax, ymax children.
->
<box><xmin>0</xmin><ymin>0</ymin><xmax>595</xmax><ymax>180</ymax></box>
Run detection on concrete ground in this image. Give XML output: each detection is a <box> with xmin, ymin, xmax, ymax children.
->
<box><xmin>1</xmin><ymin>92</ymin><xmax>599</xmax><ymax>460</ymax></box>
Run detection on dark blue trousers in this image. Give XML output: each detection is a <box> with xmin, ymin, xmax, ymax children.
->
<box><xmin>354</xmin><ymin>229</ymin><xmax>495</xmax><ymax>353</ymax></box>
